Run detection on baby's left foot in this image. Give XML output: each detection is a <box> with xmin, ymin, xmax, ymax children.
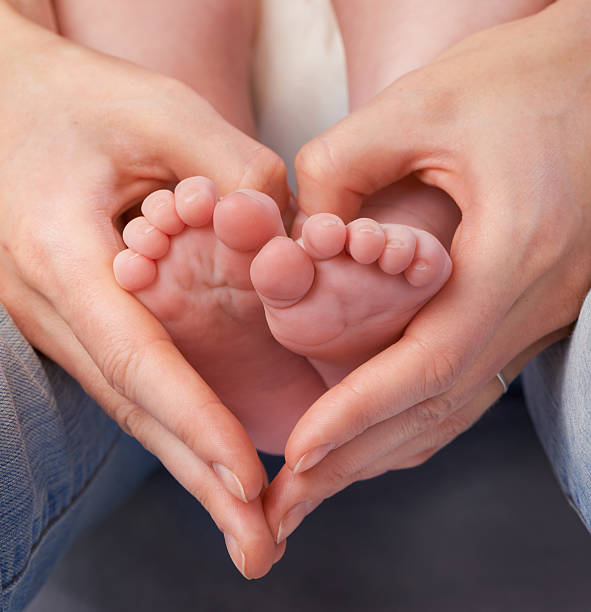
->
<box><xmin>251</xmin><ymin>214</ymin><xmax>452</xmax><ymax>386</ymax></box>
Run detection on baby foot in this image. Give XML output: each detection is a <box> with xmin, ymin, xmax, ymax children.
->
<box><xmin>113</xmin><ymin>177</ymin><xmax>325</xmax><ymax>454</ymax></box>
<box><xmin>251</xmin><ymin>212</ymin><xmax>452</xmax><ymax>386</ymax></box>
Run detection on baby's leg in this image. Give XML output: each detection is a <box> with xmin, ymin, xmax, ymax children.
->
<box><xmin>53</xmin><ymin>0</ymin><xmax>256</xmax><ymax>134</ymax></box>
<box><xmin>334</xmin><ymin>0</ymin><xmax>553</xmax><ymax>110</ymax></box>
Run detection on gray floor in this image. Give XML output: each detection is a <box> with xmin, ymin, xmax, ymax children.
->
<box><xmin>29</xmin><ymin>386</ymin><xmax>591</xmax><ymax>612</ymax></box>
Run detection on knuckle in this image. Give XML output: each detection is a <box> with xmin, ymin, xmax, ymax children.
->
<box><xmin>98</xmin><ymin>337</ymin><xmax>147</xmax><ymax>400</ymax></box>
<box><xmin>412</xmin><ymin>336</ymin><xmax>463</xmax><ymax>396</ymax></box>
<box><xmin>118</xmin><ymin>404</ymin><xmax>146</xmax><ymax>440</ymax></box>
<box><xmin>338</xmin><ymin>379</ymin><xmax>381</xmax><ymax>435</ymax></box>
<box><xmin>324</xmin><ymin>457</ymin><xmax>359</xmax><ymax>493</ymax></box>
<box><xmin>413</xmin><ymin>394</ymin><xmax>456</xmax><ymax>430</ymax></box>
<box><xmin>240</xmin><ymin>145</ymin><xmax>287</xmax><ymax>194</ymax></box>
<box><xmin>295</xmin><ymin>137</ymin><xmax>339</xmax><ymax>188</ymax></box>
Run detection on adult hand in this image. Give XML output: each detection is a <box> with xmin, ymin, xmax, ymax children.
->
<box><xmin>0</xmin><ymin>4</ymin><xmax>288</xmax><ymax>577</ymax></box>
<box><xmin>263</xmin><ymin>0</ymin><xmax>591</xmax><ymax>544</ymax></box>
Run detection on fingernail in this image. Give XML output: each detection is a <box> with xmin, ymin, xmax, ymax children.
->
<box><xmin>224</xmin><ymin>532</ymin><xmax>249</xmax><ymax>579</ymax></box>
<box><xmin>292</xmin><ymin>443</ymin><xmax>334</xmax><ymax>474</ymax></box>
<box><xmin>274</xmin><ymin>540</ymin><xmax>287</xmax><ymax>564</ymax></box>
<box><xmin>276</xmin><ymin>501</ymin><xmax>315</xmax><ymax>544</ymax></box>
<box><xmin>212</xmin><ymin>462</ymin><xmax>248</xmax><ymax>503</ymax></box>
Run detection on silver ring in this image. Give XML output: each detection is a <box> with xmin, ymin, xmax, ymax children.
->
<box><xmin>496</xmin><ymin>371</ymin><xmax>510</xmax><ymax>394</ymax></box>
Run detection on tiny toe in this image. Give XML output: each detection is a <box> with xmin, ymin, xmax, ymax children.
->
<box><xmin>141</xmin><ymin>189</ymin><xmax>185</xmax><ymax>235</ymax></box>
<box><xmin>378</xmin><ymin>225</ymin><xmax>417</xmax><ymax>275</ymax></box>
<box><xmin>122</xmin><ymin>217</ymin><xmax>170</xmax><ymax>259</ymax></box>
<box><xmin>301</xmin><ymin>213</ymin><xmax>346</xmax><ymax>259</ymax></box>
<box><xmin>113</xmin><ymin>249</ymin><xmax>157</xmax><ymax>292</ymax></box>
<box><xmin>346</xmin><ymin>218</ymin><xmax>386</xmax><ymax>264</ymax></box>
<box><xmin>175</xmin><ymin>176</ymin><xmax>218</xmax><ymax>227</ymax></box>
<box><xmin>213</xmin><ymin>189</ymin><xmax>285</xmax><ymax>252</ymax></box>
<box><xmin>251</xmin><ymin>236</ymin><xmax>314</xmax><ymax>308</ymax></box>
<box><xmin>404</xmin><ymin>229</ymin><xmax>451</xmax><ymax>288</ymax></box>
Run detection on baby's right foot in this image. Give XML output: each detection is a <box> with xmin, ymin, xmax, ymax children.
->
<box><xmin>251</xmin><ymin>211</ymin><xmax>452</xmax><ymax>386</ymax></box>
<box><xmin>113</xmin><ymin>178</ymin><xmax>325</xmax><ymax>454</ymax></box>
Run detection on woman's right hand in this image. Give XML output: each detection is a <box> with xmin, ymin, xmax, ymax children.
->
<box><xmin>262</xmin><ymin>0</ymin><xmax>591</xmax><ymax>549</ymax></box>
<box><xmin>0</xmin><ymin>4</ymin><xmax>288</xmax><ymax>578</ymax></box>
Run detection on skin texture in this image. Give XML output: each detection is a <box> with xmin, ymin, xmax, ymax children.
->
<box><xmin>263</xmin><ymin>0</ymin><xmax>591</xmax><ymax>550</ymax></box>
<box><xmin>0</xmin><ymin>2</ymin><xmax>288</xmax><ymax>578</ymax></box>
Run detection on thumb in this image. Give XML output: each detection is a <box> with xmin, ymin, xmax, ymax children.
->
<box><xmin>295</xmin><ymin>75</ymin><xmax>445</xmax><ymax>222</ymax></box>
<box><xmin>147</xmin><ymin>87</ymin><xmax>290</xmax><ymax>211</ymax></box>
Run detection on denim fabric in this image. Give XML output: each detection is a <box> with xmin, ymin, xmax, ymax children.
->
<box><xmin>0</xmin><ymin>306</ymin><xmax>158</xmax><ymax>612</ymax></box>
<box><xmin>523</xmin><ymin>291</ymin><xmax>591</xmax><ymax>533</ymax></box>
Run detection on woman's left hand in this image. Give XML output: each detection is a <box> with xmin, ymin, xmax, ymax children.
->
<box><xmin>262</xmin><ymin>0</ymin><xmax>591</xmax><ymax>545</ymax></box>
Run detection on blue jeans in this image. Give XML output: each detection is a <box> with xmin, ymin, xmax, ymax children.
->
<box><xmin>0</xmin><ymin>306</ymin><xmax>159</xmax><ymax>612</ymax></box>
<box><xmin>0</xmin><ymin>296</ymin><xmax>589</xmax><ymax>612</ymax></box>
<box><xmin>522</xmin><ymin>292</ymin><xmax>591</xmax><ymax>534</ymax></box>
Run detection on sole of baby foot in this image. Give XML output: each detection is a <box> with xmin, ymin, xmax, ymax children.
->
<box><xmin>251</xmin><ymin>213</ymin><xmax>452</xmax><ymax>387</ymax></box>
<box><xmin>113</xmin><ymin>177</ymin><xmax>326</xmax><ymax>454</ymax></box>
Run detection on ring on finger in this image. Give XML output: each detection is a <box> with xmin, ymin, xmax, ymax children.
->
<box><xmin>496</xmin><ymin>371</ymin><xmax>510</xmax><ymax>394</ymax></box>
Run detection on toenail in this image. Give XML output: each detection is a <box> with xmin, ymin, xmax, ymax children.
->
<box><xmin>182</xmin><ymin>191</ymin><xmax>199</xmax><ymax>203</ymax></box>
<box><xmin>155</xmin><ymin>199</ymin><xmax>169</xmax><ymax>209</ymax></box>
<box><xmin>413</xmin><ymin>260</ymin><xmax>430</xmax><ymax>271</ymax></box>
<box><xmin>358</xmin><ymin>226</ymin><xmax>378</xmax><ymax>233</ymax></box>
<box><xmin>386</xmin><ymin>239</ymin><xmax>405</xmax><ymax>249</ymax></box>
<box><xmin>128</xmin><ymin>252</ymin><xmax>141</xmax><ymax>260</ymax></box>
<box><xmin>142</xmin><ymin>225</ymin><xmax>156</xmax><ymax>234</ymax></box>
<box><xmin>321</xmin><ymin>219</ymin><xmax>338</xmax><ymax>227</ymax></box>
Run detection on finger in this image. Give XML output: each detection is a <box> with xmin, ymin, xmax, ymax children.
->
<box><xmin>4</xmin><ymin>267</ymin><xmax>272</xmax><ymax>502</ymax></box>
<box><xmin>132</xmin><ymin>411</ymin><xmax>280</xmax><ymax>579</ymax></box>
<box><xmin>295</xmin><ymin>71</ymin><xmax>446</xmax><ymax>221</ymax></box>
<box><xmin>20</xmin><ymin>215</ymin><xmax>265</xmax><ymax>504</ymax></box>
<box><xmin>356</xmin><ymin>326</ymin><xmax>570</xmax><ymax>480</ymax></box>
<box><xmin>264</xmin><ymin>327</ymin><xmax>569</xmax><ymax>542</ymax></box>
<box><xmin>142</xmin><ymin>87</ymin><xmax>290</xmax><ymax>211</ymax></box>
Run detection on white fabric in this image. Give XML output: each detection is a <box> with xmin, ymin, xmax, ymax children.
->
<box><xmin>252</xmin><ymin>0</ymin><xmax>348</xmax><ymax>187</ymax></box>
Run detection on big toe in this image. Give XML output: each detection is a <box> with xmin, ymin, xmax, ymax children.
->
<box><xmin>214</xmin><ymin>190</ymin><xmax>285</xmax><ymax>252</ymax></box>
<box><xmin>251</xmin><ymin>237</ymin><xmax>315</xmax><ymax>308</ymax></box>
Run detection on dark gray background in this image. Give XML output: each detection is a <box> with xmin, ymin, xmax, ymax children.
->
<box><xmin>29</xmin><ymin>384</ymin><xmax>591</xmax><ymax>612</ymax></box>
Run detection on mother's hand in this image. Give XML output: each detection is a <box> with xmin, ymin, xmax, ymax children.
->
<box><xmin>263</xmin><ymin>0</ymin><xmax>591</xmax><ymax>543</ymax></box>
<box><xmin>0</xmin><ymin>4</ymin><xmax>287</xmax><ymax>577</ymax></box>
